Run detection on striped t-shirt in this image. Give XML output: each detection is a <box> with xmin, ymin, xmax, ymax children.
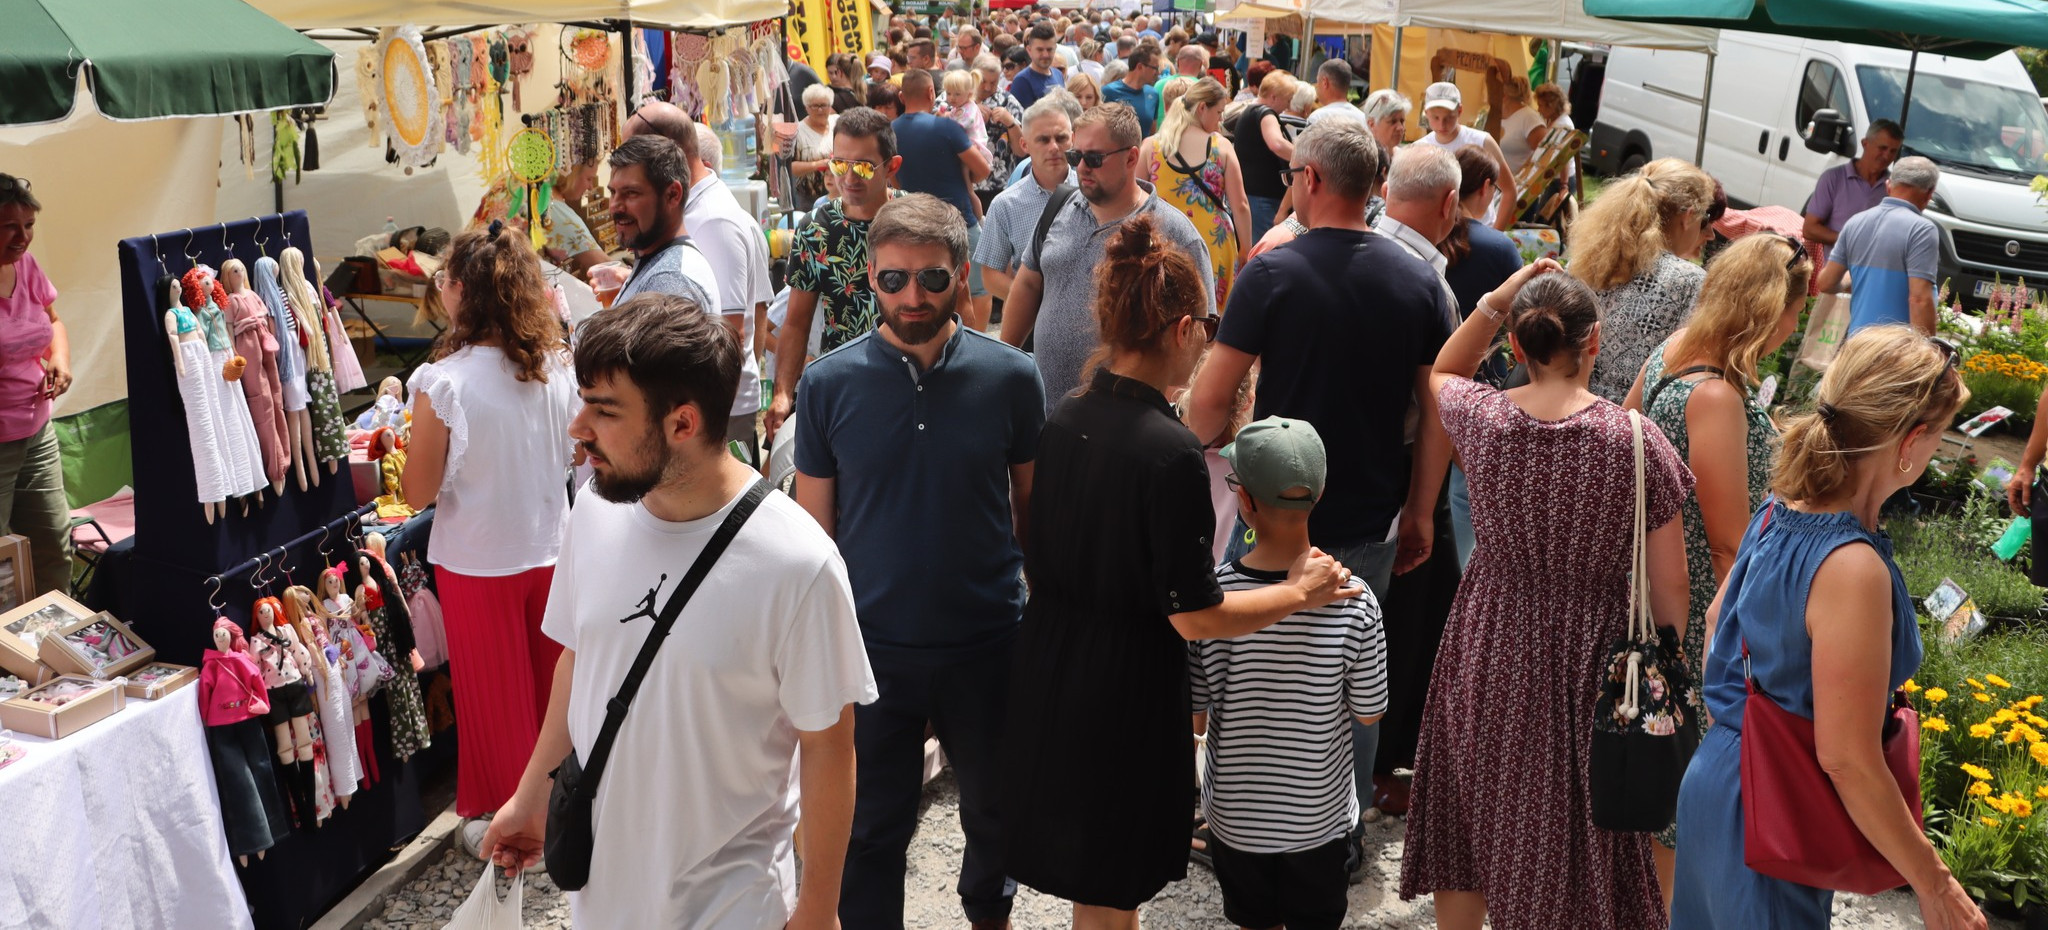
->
<box><xmin>1190</xmin><ymin>560</ymin><xmax>1388</xmax><ymax>854</ymax></box>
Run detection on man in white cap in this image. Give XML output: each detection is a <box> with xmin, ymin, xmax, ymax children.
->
<box><xmin>869</xmin><ymin>55</ymin><xmax>894</xmax><ymax>85</ymax></box>
<box><xmin>1409</xmin><ymin>81</ymin><xmax>1516</xmax><ymax>231</ymax></box>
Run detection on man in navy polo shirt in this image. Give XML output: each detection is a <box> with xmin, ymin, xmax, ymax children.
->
<box><xmin>1010</xmin><ymin>24</ymin><xmax>1066</xmax><ymax>108</ymax></box>
<box><xmin>793</xmin><ymin>193</ymin><xmax>1044</xmax><ymax>930</ymax></box>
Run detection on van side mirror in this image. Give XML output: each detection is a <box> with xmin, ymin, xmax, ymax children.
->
<box><xmin>1805</xmin><ymin>109</ymin><xmax>1856</xmax><ymax>158</ymax></box>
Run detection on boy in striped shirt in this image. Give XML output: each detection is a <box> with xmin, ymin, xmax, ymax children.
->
<box><xmin>1191</xmin><ymin>417</ymin><xmax>1389</xmax><ymax>929</ymax></box>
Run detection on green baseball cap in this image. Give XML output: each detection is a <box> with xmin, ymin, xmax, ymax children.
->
<box><xmin>1219</xmin><ymin>416</ymin><xmax>1326</xmax><ymax>511</ymax></box>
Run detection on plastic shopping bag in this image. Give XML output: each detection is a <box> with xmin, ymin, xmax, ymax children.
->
<box><xmin>444</xmin><ymin>864</ymin><xmax>522</xmax><ymax>930</ymax></box>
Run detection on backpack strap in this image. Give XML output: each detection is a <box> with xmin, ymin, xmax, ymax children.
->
<box><xmin>1644</xmin><ymin>364</ymin><xmax>1725</xmax><ymax>412</ymax></box>
<box><xmin>1032</xmin><ymin>182</ymin><xmax>1078</xmax><ymax>257</ymax></box>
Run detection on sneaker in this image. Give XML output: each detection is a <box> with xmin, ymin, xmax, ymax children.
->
<box><xmin>1344</xmin><ymin>825</ymin><xmax>1367</xmax><ymax>885</ymax></box>
<box><xmin>457</xmin><ymin>815</ymin><xmax>492</xmax><ymax>859</ymax></box>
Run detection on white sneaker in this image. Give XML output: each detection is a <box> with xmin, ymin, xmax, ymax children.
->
<box><xmin>457</xmin><ymin>815</ymin><xmax>492</xmax><ymax>859</ymax></box>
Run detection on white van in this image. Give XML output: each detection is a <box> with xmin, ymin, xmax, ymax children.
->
<box><xmin>1586</xmin><ymin>33</ymin><xmax>2048</xmax><ymax>304</ymax></box>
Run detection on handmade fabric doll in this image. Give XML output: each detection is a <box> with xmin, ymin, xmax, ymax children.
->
<box><xmin>355</xmin><ymin>552</ymin><xmax>432</xmax><ymax>761</ymax></box>
<box><xmin>278</xmin><ymin>248</ymin><xmax>349</xmax><ymax>472</ymax></box>
<box><xmin>319</xmin><ymin>565</ymin><xmax>389</xmax><ymax>781</ymax></box>
<box><xmin>355</xmin><ymin>377</ymin><xmax>406</xmax><ymax>431</ymax></box>
<box><xmin>369</xmin><ymin>428</ymin><xmax>414</xmax><ymax>519</ymax></box>
<box><xmin>164</xmin><ymin>279</ymin><xmax>233</xmax><ymax>522</ymax></box>
<box><xmin>254</xmin><ymin>256</ymin><xmax>313</xmax><ymax>491</ymax></box>
<box><xmin>396</xmin><ymin>550</ymin><xmax>447</xmax><ymax>669</ymax></box>
<box><xmin>318</xmin><ymin>258</ymin><xmax>369</xmax><ymax>393</ymax></box>
<box><xmin>220</xmin><ymin>259</ymin><xmax>288</xmax><ymax>494</ymax></box>
<box><xmin>286</xmin><ymin>585</ymin><xmax>359</xmax><ymax>807</ymax></box>
<box><xmin>202</xmin><ymin>618</ymin><xmax>292</xmax><ymax>864</ymax></box>
<box><xmin>182</xmin><ymin>266</ymin><xmax>267</xmax><ymax>501</ymax></box>
<box><xmin>247</xmin><ymin>596</ymin><xmax>318</xmax><ymax>830</ymax></box>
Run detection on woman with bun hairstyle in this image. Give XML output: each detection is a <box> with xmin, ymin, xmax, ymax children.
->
<box><xmin>1003</xmin><ymin>214</ymin><xmax>1358</xmax><ymax>926</ymax></box>
<box><xmin>1671</xmin><ymin>328</ymin><xmax>1982</xmax><ymax>930</ymax></box>
<box><xmin>1622</xmin><ymin>233</ymin><xmax>1811</xmax><ymax>899</ymax></box>
<box><xmin>1570</xmin><ymin>157</ymin><xmax>1716</xmax><ymax>403</ymax></box>
<box><xmin>1402</xmin><ymin>262</ymin><xmax>1693</xmax><ymax>930</ymax></box>
<box><xmin>401</xmin><ymin>222</ymin><xmax>578</xmax><ymax>852</ymax></box>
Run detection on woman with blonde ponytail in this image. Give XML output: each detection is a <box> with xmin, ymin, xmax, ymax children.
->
<box><xmin>1671</xmin><ymin>326</ymin><xmax>1984</xmax><ymax>930</ymax></box>
<box><xmin>1004</xmin><ymin>214</ymin><xmax>1358</xmax><ymax>925</ymax></box>
<box><xmin>278</xmin><ymin>247</ymin><xmax>347</xmax><ymax>475</ymax></box>
<box><xmin>1570</xmin><ymin>157</ymin><xmax>1715</xmax><ymax>402</ymax></box>
<box><xmin>1139</xmin><ymin>76</ymin><xmax>1251</xmax><ymax>305</ymax></box>
<box><xmin>1622</xmin><ymin>232</ymin><xmax>1810</xmax><ymax>900</ymax></box>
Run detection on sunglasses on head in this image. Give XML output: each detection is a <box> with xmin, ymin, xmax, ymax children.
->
<box><xmin>876</xmin><ymin>267</ymin><xmax>955</xmax><ymax>294</ymax></box>
<box><xmin>1065</xmin><ymin>146</ymin><xmax>1134</xmax><ymax>168</ymax></box>
<box><xmin>1777</xmin><ymin>233</ymin><xmax>1809</xmax><ymax>271</ymax></box>
<box><xmin>0</xmin><ymin>177</ymin><xmax>28</xmax><ymax>192</ymax></box>
<box><xmin>1159</xmin><ymin>312</ymin><xmax>1218</xmax><ymax>343</ymax></box>
<box><xmin>829</xmin><ymin>158</ymin><xmax>881</xmax><ymax>179</ymax></box>
<box><xmin>1931</xmin><ymin>336</ymin><xmax>1959</xmax><ymax>372</ymax></box>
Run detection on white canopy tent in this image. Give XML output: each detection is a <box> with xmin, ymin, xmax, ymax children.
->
<box><xmin>246</xmin><ymin>0</ymin><xmax>786</xmax><ymax>29</ymax></box>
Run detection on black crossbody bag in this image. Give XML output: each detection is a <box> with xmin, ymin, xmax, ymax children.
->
<box><xmin>545</xmin><ymin>480</ymin><xmax>770</xmax><ymax>890</ymax></box>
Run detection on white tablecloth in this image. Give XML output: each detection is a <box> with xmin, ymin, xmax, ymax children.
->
<box><xmin>0</xmin><ymin>686</ymin><xmax>255</xmax><ymax>930</ymax></box>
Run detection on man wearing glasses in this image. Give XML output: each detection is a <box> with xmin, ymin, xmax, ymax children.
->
<box><xmin>768</xmin><ymin>108</ymin><xmax>903</xmax><ymax>441</ymax></box>
<box><xmin>998</xmin><ymin>103</ymin><xmax>1212</xmax><ymax>410</ymax></box>
<box><xmin>945</xmin><ymin>27</ymin><xmax>983</xmax><ymax>72</ymax></box>
<box><xmin>793</xmin><ymin>193</ymin><xmax>1042</xmax><ymax>930</ymax></box>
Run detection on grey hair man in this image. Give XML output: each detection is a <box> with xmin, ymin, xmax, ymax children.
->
<box><xmin>975</xmin><ymin>94</ymin><xmax>1079</xmax><ymax>301</ymax></box>
<box><xmin>1817</xmin><ymin>154</ymin><xmax>1941</xmax><ymax>335</ymax></box>
<box><xmin>1307</xmin><ymin>59</ymin><xmax>1365</xmax><ymax>127</ymax></box>
<box><xmin>1187</xmin><ymin>120</ymin><xmax>1456</xmax><ymax>824</ymax></box>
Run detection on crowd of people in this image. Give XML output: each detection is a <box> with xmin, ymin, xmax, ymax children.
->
<box><xmin>304</xmin><ymin>7</ymin><xmax>2002</xmax><ymax>930</ymax></box>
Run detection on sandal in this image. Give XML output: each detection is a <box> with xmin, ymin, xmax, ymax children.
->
<box><xmin>1190</xmin><ymin>815</ymin><xmax>1214</xmax><ymax>870</ymax></box>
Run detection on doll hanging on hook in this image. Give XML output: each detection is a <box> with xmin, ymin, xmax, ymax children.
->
<box><xmin>200</xmin><ymin>614</ymin><xmax>291</xmax><ymax>864</ymax></box>
<box><xmin>284</xmin><ymin>579</ymin><xmax>359</xmax><ymax>809</ymax></box>
<box><xmin>181</xmin><ymin>264</ymin><xmax>267</xmax><ymax>508</ymax></box>
<box><xmin>247</xmin><ymin>593</ymin><xmax>320</xmax><ymax>830</ymax></box>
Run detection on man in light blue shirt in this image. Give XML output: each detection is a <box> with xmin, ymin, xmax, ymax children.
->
<box><xmin>1817</xmin><ymin>155</ymin><xmax>1940</xmax><ymax>335</ymax></box>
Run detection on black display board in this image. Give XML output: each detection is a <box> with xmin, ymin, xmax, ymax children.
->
<box><xmin>114</xmin><ymin>214</ymin><xmax>426</xmax><ymax>930</ymax></box>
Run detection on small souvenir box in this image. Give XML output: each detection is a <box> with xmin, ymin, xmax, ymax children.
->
<box><xmin>38</xmin><ymin>611</ymin><xmax>155</xmax><ymax>681</ymax></box>
<box><xmin>0</xmin><ymin>591</ymin><xmax>85</xmax><ymax>683</ymax></box>
<box><xmin>120</xmin><ymin>663</ymin><xmax>198</xmax><ymax>701</ymax></box>
<box><xmin>0</xmin><ymin>675</ymin><xmax>125</xmax><ymax>740</ymax></box>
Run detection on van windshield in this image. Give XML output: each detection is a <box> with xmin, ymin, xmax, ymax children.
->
<box><xmin>1857</xmin><ymin>65</ymin><xmax>2048</xmax><ymax>178</ymax></box>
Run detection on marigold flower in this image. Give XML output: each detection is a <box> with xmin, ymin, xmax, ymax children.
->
<box><xmin>1904</xmin><ymin>679</ymin><xmax>1922</xmax><ymax>693</ymax></box>
<box><xmin>1983</xmin><ymin>816</ymin><xmax>2004</xmax><ymax>827</ymax></box>
<box><xmin>1988</xmin><ymin>674</ymin><xmax>2012</xmax><ymax>688</ymax></box>
<box><xmin>2034</xmin><ymin>741</ymin><xmax>2048</xmax><ymax>766</ymax></box>
<box><xmin>1973</xmin><ymin>722</ymin><xmax>1999</xmax><ymax>738</ymax></box>
<box><xmin>1962</xmin><ymin>762</ymin><xmax>1995</xmax><ymax>780</ymax></box>
<box><xmin>1970</xmin><ymin>678</ymin><xmax>1987</xmax><ymax>690</ymax></box>
<box><xmin>2016</xmin><ymin>798</ymin><xmax>2036</xmax><ymax>818</ymax></box>
<box><xmin>1976</xmin><ymin>692</ymin><xmax>1994</xmax><ymax>703</ymax></box>
<box><xmin>1971</xmin><ymin>781</ymin><xmax>1995</xmax><ymax>797</ymax></box>
<box><xmin>1926</xmin><ymin>717</ymin><xmax>1952</xmax><ymax>732</ymax></box>
<box><xmin>1926</xmin><ymin>688</ymin><xmax>1950</xmax><ymax>703</ymax></box>
<box><xmin>2037</xmin><ymin>785</ymin><xmax>2048</xmax><ymax>799</ymax></box>
<box><xmin>1995</xmin><ymin>709</ymin><xmax>2020</xmax><ymax>723</ymax></box>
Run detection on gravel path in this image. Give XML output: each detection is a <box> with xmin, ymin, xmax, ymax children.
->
<box><xmin>365</xmin><ymin>772</ymin><xmax>2016</xmax><ymax>929</ymax></box>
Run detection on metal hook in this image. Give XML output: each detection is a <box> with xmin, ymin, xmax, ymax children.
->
<box><xmin>250</xmin><ymin>550</ymin><xmax>271</xmax><ymax>591</ymax></box>
<box><xmin>151</xmin><ymin>233</ymin><xmax>170</xmax><ymax>277</ymax></box>
<box><xmin>221</xmin><ymin>224</ymin><xmax>232</xmax><ymax>257</ymax></box>
<box><xmin>182</xmin><ymin>229</ymin><xmax>200</xmax><ymax>266</ymax></box>
<box><xmin>206</xmin><ymin>576</ymin><xmax>226</xmax><ymax>614</ymax></box>
<box><xmin>253</xmin><ymin>219</ymin><xmax>269</xmax><ymax>258</ymax></box>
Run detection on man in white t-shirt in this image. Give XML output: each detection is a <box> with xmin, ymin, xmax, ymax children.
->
<box><xmin>480</xmin><ymin>296</ymin><xmax>877</xmax><ymax>929</ymax></box>
<box><xmin>624</xmin><ymin>103</ymin><xmax>769</xmax><ymax>462</ymax></box>
<box><xmin>1411</xmin><ymin>81</ymin><xmax>1516</xmax><ymax>231</ymax></box>
<box><xmin>1305</xmin><ymin>59</ymin><xmax>1365</xmax><ymax>128</ymax></box>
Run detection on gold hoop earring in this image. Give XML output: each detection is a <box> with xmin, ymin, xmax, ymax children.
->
<box><xmin>1899</xmin><ymin>459</ymin><xmax>1912</xmax><ymax>474</ymax></box>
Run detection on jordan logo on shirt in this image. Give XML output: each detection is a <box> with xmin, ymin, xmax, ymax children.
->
<box><xmin>619</xmin><ymin>574</ymin><xmax>668</xmax><ymax>624</ymax></box>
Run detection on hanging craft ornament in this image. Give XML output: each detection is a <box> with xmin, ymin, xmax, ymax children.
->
<box><xmin>272</xmin><ymin>111</ymin><xmax>302</xmax><ymax>184</ymax></box>
<box><xmin>567</xmin><ymin>29</ymin><xmax>612</xmax><ymax>73</ymax></box>
<box><xmin>379</xmin><ymin>26</ymin><xmax>442</xmax><ymax>173</ymax></box>
<box><xmin>505</xmin><ymin>29</ymin><xmax>534</xmax><ymax>111</ymax></box>
<box><xmin>506</xmin><ymin>128</ymin><xmax>557</xmax><ymax>253</ymax></box>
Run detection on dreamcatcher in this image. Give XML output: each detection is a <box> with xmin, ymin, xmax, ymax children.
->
<box><xmin>379</xmin><ymin>26</ymin><xmax>442</xmax><ymax>173</ymax></box>
<box><xmin>504</xmin><ymin>29</ymin><xmax>534</xmax><ymax>111</ymax></box>
<box><xmin>447</xmin><ymin>38</ymin><xmax>473</xmax><ymax>153</ymax></box>
<box><xmin>506</xmin><ymin>128</ymin><xmax>557</xmax><ymax>252</ymax></box>
<box><xmin>565</xmin><ymin>28</ymin><xmax>613</xmax><ymax>73</ymax></box>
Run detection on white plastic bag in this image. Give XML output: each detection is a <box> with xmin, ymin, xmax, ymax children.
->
<box><xmin>444</xmin><ymin>864</ymin><xmax>522</xmax><ymax>930</ymax></box>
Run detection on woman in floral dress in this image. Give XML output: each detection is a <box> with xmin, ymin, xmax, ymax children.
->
<box><xmin>1622</xmin><ymin>233</ymin><xmax>1810</xmax><ymax>899</ymax></box>
<box><xmin>1402</xmin><ymin>263</ymin><xmax>1694</xmax><ymax>930</ymax></box>
<box><xmin>1139</xmin><ymin>77</ymin><xmax>1250</xmax><ymax>309</ymax></box>
<box><xmin>1568</xmin><ymin>157</ymin><xmax>1716</xmax><ymax>403</ymax></box>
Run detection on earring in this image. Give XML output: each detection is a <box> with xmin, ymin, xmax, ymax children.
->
<box><xmin>1899</xmin><ymin>459</ymin><xmax>1912</xmax><ymax>474</ymax></box>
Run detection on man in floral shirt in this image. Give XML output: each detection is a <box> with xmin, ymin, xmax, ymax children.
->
<box><xmin>767</xmin><ymin>107</ymin><xmax>902</xmax><ymax>441</ymax></box>
<box><xmin>972</xmin><ymin>54</ymin><xmax>1025</xmax><ymax>209</ymax></box>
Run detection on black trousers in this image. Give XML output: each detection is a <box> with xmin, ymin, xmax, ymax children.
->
<box><xmin>206</xmin><ymin>718</ymin><xmax>292</xmax><ymax>858</ymax></box>
<box><xmin>840</xmin><ymin>636</ymin><xmax>1017</xmax><ymax>928</ymax></box>
<box><xmin>1375</xmin><ymin>493</ymin><xmax>1461</xmax><ymax>776</ymax></box>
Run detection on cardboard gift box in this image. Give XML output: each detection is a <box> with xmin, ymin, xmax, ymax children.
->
<box><xmin>0</xmin><ymin>591</ymin><xmax>89</xmax><ymax>683</ymax></box>
<box><xmin>0</xmin><ymin>675</ymin><xmax>125</xmax><ymax>739</ymax></box>
<box><xmin>120</xmin><ymin>663</ymin><xmax>198</xmax><ymax>701</ymax></box>
<box><xmin>39</xmin><ymin>612</ymin><xmax>155</xmax><ymax>681</ymax></box>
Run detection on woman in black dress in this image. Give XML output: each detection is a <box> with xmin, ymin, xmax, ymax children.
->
<box><xmin>1003</xmin><ymin>215</ymin><xmax>1358</xmax><ymax>927</ymax></box>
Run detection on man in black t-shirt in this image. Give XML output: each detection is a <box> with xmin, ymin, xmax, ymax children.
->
<box><xmin>1186</xmin><ymin>119</ymin><xmax>1453</xmax><ymax>830</ymax></box>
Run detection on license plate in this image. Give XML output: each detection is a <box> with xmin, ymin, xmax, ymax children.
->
<box><xmin>1976</xmin><ymin>280</ymin><xmax>1999</xmax><ymax>298</ymax></box>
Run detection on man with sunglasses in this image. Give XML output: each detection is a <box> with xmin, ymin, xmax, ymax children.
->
<box><xmin>769</xmin><ymin>108</ymin><xmax>904</xmax><ymax>442</ymax></box>
<box><xmin>792</xmin><ymin>194</ymin><xmax>1043</xmax><ymax>930</ymax></box>
<box><xmin>999</xmin><ymin>102</ymin><xmax>1213</xmax><ymax>410</ymax></box>
<box><xmin>1186</xmin><ymin>122</ymin><xmax>1455</xmax><ymax>855</ymax></box>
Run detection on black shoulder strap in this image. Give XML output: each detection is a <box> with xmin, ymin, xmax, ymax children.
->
<box><xmin>1032</xmin><ymin>183</ymin><xmax>1078</xmax><ymax>262</ymax></box>
<box><xmin>1644</xmin><ymin>364</ymin><xmax>1725</xmax><ymax>412</ymax></box>
<box><xmin>574</xmin><ymin>480</ymin><xmax>771</xmax><ymax>797</ymax></box>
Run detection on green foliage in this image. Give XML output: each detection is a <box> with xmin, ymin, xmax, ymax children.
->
<box><xmin>1912</xmin><ymin>629</ymin><xmax>2048</xmax><ymax>906</ymax></box>
<box><xmin>1894</xmin><ymin>501</ymin><xmax>2046</xmax><ymax>619</ymax></box>
<box><xmin>2020</xmin><ymin>49</ymin><xmax>2048</xmax><ymax>98</ymax></box>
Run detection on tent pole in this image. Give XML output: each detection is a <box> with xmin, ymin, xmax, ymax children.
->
<box><xmin>617</xmin><ymin>20</ymin><xmax>637</xmax><ymax>108</ymax></box>
<box><xmin>1390</xmin><ymin>26</ymin><xmax>1402</xmax><ymax>97</ymax></box>
<box><xmin>1693</xmin><ymin>49</ymin><xmax>1714</xmax><ymax>165</ymax></box>
<box><xmin>1300</xmin><ymin>15</ymin><xmax>1317</xmax><ymax>79</ymax></box>
<box><xmin>1900</xmin><ymin>48</ymin><xmax>1919</xmax><ymax>136</ymax></box>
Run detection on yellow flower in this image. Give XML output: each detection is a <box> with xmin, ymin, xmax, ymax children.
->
<box><xmin>2034</xmin><ymin>741</ymin><xmax>2048</xmax><ymax>766</ymax></box>
<box><xmin>2016</xmin><ymin>798</ymin><xmax>2036</xmax><ymax>818</ymax></box>
<box><xmin>1971</xmin><ymin>781</ymin><xmax>1995</xmax><ymax>797</ymax></box>
<box><xmin>1995</xmin><ymin>709</ymin><xmax>2020</xmax><ymax>723</ymax></box>
<box><xmin>1984</xmin><ymin>816</ymin><xmax>2004</xmax><ymax>827</ymax></box>
<box><xmin>1963</xmin><ymin>762</ymin><xmax>1995</xmax><ymax>780</ymax></box>
<box><xmin>2037</xmin><ymin>785</ymin><xmax>2048</xmax><ymax>799</ymax></box>
<box><xmin>2028</xmin><ymin>695</ymin><xmax>2045</xmax><ymax>707</ymax></box>
<box><xmin>1926</xmin><ymin>688</ymin><xmax>1950</xmax><ymax>703</ymax></box>
<box><xmin>1988</xmin><ymin>674</ymin><xmax>2012</xmax><ymax>688</ymax></box>
<box><xmin>1973</xmin><ymin>722</ymin><xmax>1999</xmax><ymax>738</ymax></box>
<box><xmin>1905</xmin><ymin>679</ymin><xmax>1922</xmax><ymax>693</ymax></box>
<box><xmin>1926</xmin><ymin>717</ymin><xmax>1952</xmax><ymax>732</ymax></box>
<box><xmin>1989</xmin><ymin>795</ymin><xmax>2013</xmax><ymax>814</ymax></box>
<box><xmin>1971</xmin><ymin>678</ymin><xmax>1987</xmax><ymax>690</ymax></box>
<box><xmin>1976</xmin><ymin>692</ymin><xmax>1995</xmax><ymax>703</ymax></box>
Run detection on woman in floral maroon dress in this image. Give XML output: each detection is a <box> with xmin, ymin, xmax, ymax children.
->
<box><xmin>1401</xmin><ymin>263</ymin><xmax>1694</xmax><ymax>930</ymax></box>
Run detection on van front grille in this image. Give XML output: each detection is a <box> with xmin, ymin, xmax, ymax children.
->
<box><xmin>1952</xmin><ymin>230</ymin><xmax>2048</xmax><ymax>274</ymax></box>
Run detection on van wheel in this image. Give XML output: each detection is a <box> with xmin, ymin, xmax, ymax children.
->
<box><xmin>1620</xmin><ymin>150</ymin><xmax>1648</xmax><ymax>174</ymax></box>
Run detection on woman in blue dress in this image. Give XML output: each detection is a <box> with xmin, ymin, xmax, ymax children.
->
<box><xmin>1670</xmin><ymin>325</ymin><xmax>1984</xmax><ymax>930</ymax></box>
